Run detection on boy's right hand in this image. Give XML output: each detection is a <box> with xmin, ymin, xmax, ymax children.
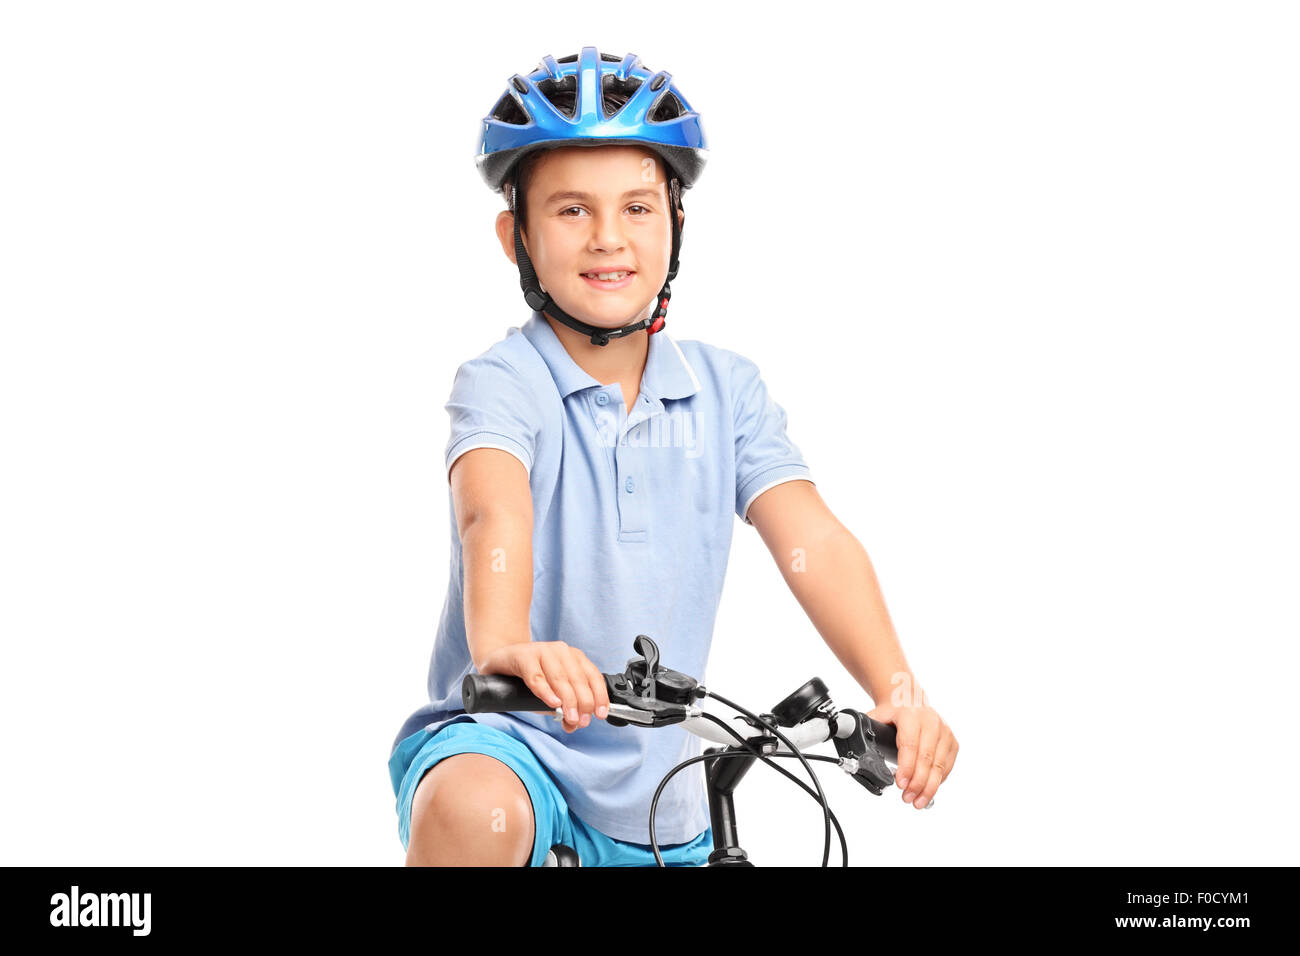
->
<box><xmin>477</xmin><ymin>641</ymin><xmax>611</xmax><ymax>734</ymax></box>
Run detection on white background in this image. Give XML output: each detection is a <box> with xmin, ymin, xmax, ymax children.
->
<box><xmin>2</xmin><ymin>1</ymin><xmax>1296</xmax><ymax>866</ymax></box>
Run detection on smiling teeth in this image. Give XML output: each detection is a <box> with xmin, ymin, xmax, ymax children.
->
<box><xmin>585</xmin><ymin>271</ymin><xmax>630</xmax><ymax>281</ymax></box>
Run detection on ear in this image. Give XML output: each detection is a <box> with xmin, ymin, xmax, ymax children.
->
<box><xmin>495</xmin><ymin>209</ymin><xmax>520</xmax><ymax>265</ymax></box>
<box><xmin>676</xmin><ymin>206</ymin><xmax>685</xmax><ymax>231</ymax></box>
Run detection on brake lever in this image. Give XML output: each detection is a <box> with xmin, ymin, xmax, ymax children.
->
<box><xmin>603</xmin><ymin>635</ymin><xmax>701</xmax><ymax>727</ymax></box>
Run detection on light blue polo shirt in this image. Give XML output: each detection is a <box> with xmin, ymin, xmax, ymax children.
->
<box><xmin>389</xmin><ymin>310</ymin><xmax>813</xmax><ymax>844</ymax></box>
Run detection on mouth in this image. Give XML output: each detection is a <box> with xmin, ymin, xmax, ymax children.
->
<box><xmin>579</xmin><ymin>270</ymin><xmax>636</xmax><ymax>291</ymax></box>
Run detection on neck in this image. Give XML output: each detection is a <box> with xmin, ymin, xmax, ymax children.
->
<box><xmin>542</xmin><ymin>310</ymin><xmax>650</xmax><ymax>386</ymax></box>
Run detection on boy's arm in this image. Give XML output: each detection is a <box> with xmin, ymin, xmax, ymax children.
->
<box><xmin>448</xmin><ymin>448</ymin><xmax>610</xmax><ymax>731</ymax></box>
<box><xmin>449</xmin><ymin>448</ymin><xmax>535</xmax><ymax>671</ymax></box>
<box><xmin>744</xmin><ymin>479</ymin><xmax>959</xmax><ymax>810</ymax></box>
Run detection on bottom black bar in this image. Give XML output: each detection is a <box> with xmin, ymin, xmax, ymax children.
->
<box><xmin>6</xmin><ymin>866</ymin><xmax>1286</xmax><ymax>941</ymax></box>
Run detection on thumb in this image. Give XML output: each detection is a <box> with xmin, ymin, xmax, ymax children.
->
<box><xmin>866</xmin><ymin>702</ymin><xmax>897</xmax><ymax>725</ymax></box>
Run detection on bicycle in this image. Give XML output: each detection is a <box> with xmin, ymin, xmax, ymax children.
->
<box><xmin>461</xmin><ymin>634</ymin><xmax>911</xmax><ymax>867</ymax></box>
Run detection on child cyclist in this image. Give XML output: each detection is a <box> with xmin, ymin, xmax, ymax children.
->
<box><xmin>388</xmin><ymin>47</ymin><xmax>959</xmax><ymax>866</ymax></box>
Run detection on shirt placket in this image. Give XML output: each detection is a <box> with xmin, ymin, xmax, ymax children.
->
<box><xmin>596</xmin><ymin>386</ymin><xmax>661</xmax><ymax>541</ymax></box>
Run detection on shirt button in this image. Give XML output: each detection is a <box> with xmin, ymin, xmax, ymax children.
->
<box><xmin>625</xmin><ymin>477</ymin><xmax>636</xmax><ymax>493</ymax></box>
<box><xmin>595</xmin><ymin>392</ymin><xmax>609</xmax><ymax>406</ymax></box>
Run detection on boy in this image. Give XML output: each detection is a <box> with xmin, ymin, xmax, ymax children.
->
<box><xmin>388</xmin><ymin>47</ymin><xmax>958</xmax><ymax>867</ymax></box>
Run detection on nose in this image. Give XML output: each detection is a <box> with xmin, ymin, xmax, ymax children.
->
<box><xmin>588</xmin><ymin>207</ymin><xmax>627</xmax><ymax>254</ymax></box>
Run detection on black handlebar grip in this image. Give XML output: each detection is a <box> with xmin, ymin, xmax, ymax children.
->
<box><xmin>462</xmin><ymin>673</ymin><xmax>553</xmax><ymax>714</ymax></box>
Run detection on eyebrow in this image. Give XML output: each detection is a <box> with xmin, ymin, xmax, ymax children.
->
<box><xmin>542</xmin><ymin>188</ymin><xmax>662</xmax><ymax>205</ymax></box>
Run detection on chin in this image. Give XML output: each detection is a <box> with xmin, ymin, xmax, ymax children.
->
<box><xmin>563</xmin><ymin>287</ymin><xmax>651</xmax><ymax>328</ymax></box>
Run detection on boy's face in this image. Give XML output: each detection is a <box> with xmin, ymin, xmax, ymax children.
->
<box><xmin>496</xmin><ymin>145</ymin><xmax>684</xmax><ymax>330</ymax></box>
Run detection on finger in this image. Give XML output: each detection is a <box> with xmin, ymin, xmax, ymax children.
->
<box><xmin>914</xmin><ymin>731</ymin><xmax>954</xmax><ymax>810</ymax></box>
<box><xmin>522</xmin><ymin>647</ymin><xmax>578</xmax><ymax>732</ymax></box>
<box><xmin>542</xmin><ymin>643</ymin><xmax>586</xmax><ymax>730</ymax></box>
<box><xmin>520</xmin><ymin>667</ymin><xmax>562</xmax><ymax>711</ymax></box>
<box><xmin>561</xmin><ymin>653</ymin><xmax>595</xmax><ymax>719</ymax></box>
<box><xmin>554</xmin><ymin>653</ymin><xmax>592</xmax><ymax>729</ymax></box>
<box><xmin>556</xmin><ymin>699</ymin><xmax>579</xmax><ymax>733</ymax></box>
<box><xmin>893</xmin><ymin>711</ymin><xmax>921</xmax><ymax>792</ymax></box>
<box><xmin>904</xmin><ymin>715</ymin><xmax>941</xmax><ymax>806</ymax></box>
<box><xmin>583</xmin><ymin>659</ymin><xmax>610</xmax><ymax>718</ymax></box>
<box><xmin>541</xmin><ymin>654</ymin><xmax>580</xmax><ymax>725</ymax></box>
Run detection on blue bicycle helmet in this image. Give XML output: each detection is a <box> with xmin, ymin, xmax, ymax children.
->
<box><xmin>476</xmin><ymin>47</ymin><xmax>708</xmax><ymax>345</ymax></box>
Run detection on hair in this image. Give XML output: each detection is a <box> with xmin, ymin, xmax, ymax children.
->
<box><xmin>504</xmin><ymin>85</ymin><xmax>681</xmax><ymax>234</ymax></box>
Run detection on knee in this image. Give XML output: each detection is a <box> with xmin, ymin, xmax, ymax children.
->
<box><xmin>406</xmin><ymin>756</ymin><xmax>535</xmax><ymax>867</ymax></box>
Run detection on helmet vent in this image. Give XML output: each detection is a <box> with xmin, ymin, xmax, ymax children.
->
<box><xmin>552</xmin><ymin>52</ymin><xmax>623</xmax><ymax>65</ymax></box>
<box><xmin>600</xmin><ymin>74</ymin><xmax>644</xmax><ymax>119</ymax></box>
<box><xmin>534</xmin><ymin>75</ymin><xmax>578</xmax><ymax>119</ymax></box>
<box><xmin>490</xmin><ymin>91</ymin><xmax>529</xmax><ymax>126</ymax></box>
<box><xmin>648</xmin><ymin>90</ymin><xmax>685</xmax><ymax>123</ymax></box>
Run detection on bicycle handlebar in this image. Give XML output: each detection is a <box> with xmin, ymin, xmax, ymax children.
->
<box><xmin>460</xmin><ymin>636</ymin><xmax>901</xmax><ymax>796</ymax></box>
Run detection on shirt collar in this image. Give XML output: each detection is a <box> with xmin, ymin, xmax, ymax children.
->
<box><xmin>521</xmin><ymin>310</ymin><xmax>701</xmax><ymax>402</ymax></box>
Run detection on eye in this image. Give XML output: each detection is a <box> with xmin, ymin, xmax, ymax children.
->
<box><xmin>627</xmin><ymin>204</ymin><xmax>650</xmax><ymax>215</ymax></box>
<box><xmin>559</xmin><ymin>206</ymin><xmax>587</xmax><ymax>217</ymax></box>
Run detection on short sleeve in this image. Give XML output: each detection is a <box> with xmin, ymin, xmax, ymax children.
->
<box><xmin>731</xmin><ymin>354</ymin><xmax>813</xmax><ymax>525</ymax></box>
<box><xmin>444</xmin><ymin>352</ymin><xmax>541</xmax><ymax>480</ymax></box>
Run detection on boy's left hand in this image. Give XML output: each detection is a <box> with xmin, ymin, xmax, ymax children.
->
<box><xmin>865</xmin><ymin>702</ymin><xmax>958</xmax><ymax>810</ymax></box>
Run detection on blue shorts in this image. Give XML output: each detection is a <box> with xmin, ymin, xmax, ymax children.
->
<box><xmin>390</xmin><ymin>716</ymin><xmax>713</xmax><ymax>867</ymax></box>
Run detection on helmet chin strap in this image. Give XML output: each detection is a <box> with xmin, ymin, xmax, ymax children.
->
<box><xmin>512</xmin><ymin>174</ymin><xmax>683</xmax><ymax>347</ymax></box>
